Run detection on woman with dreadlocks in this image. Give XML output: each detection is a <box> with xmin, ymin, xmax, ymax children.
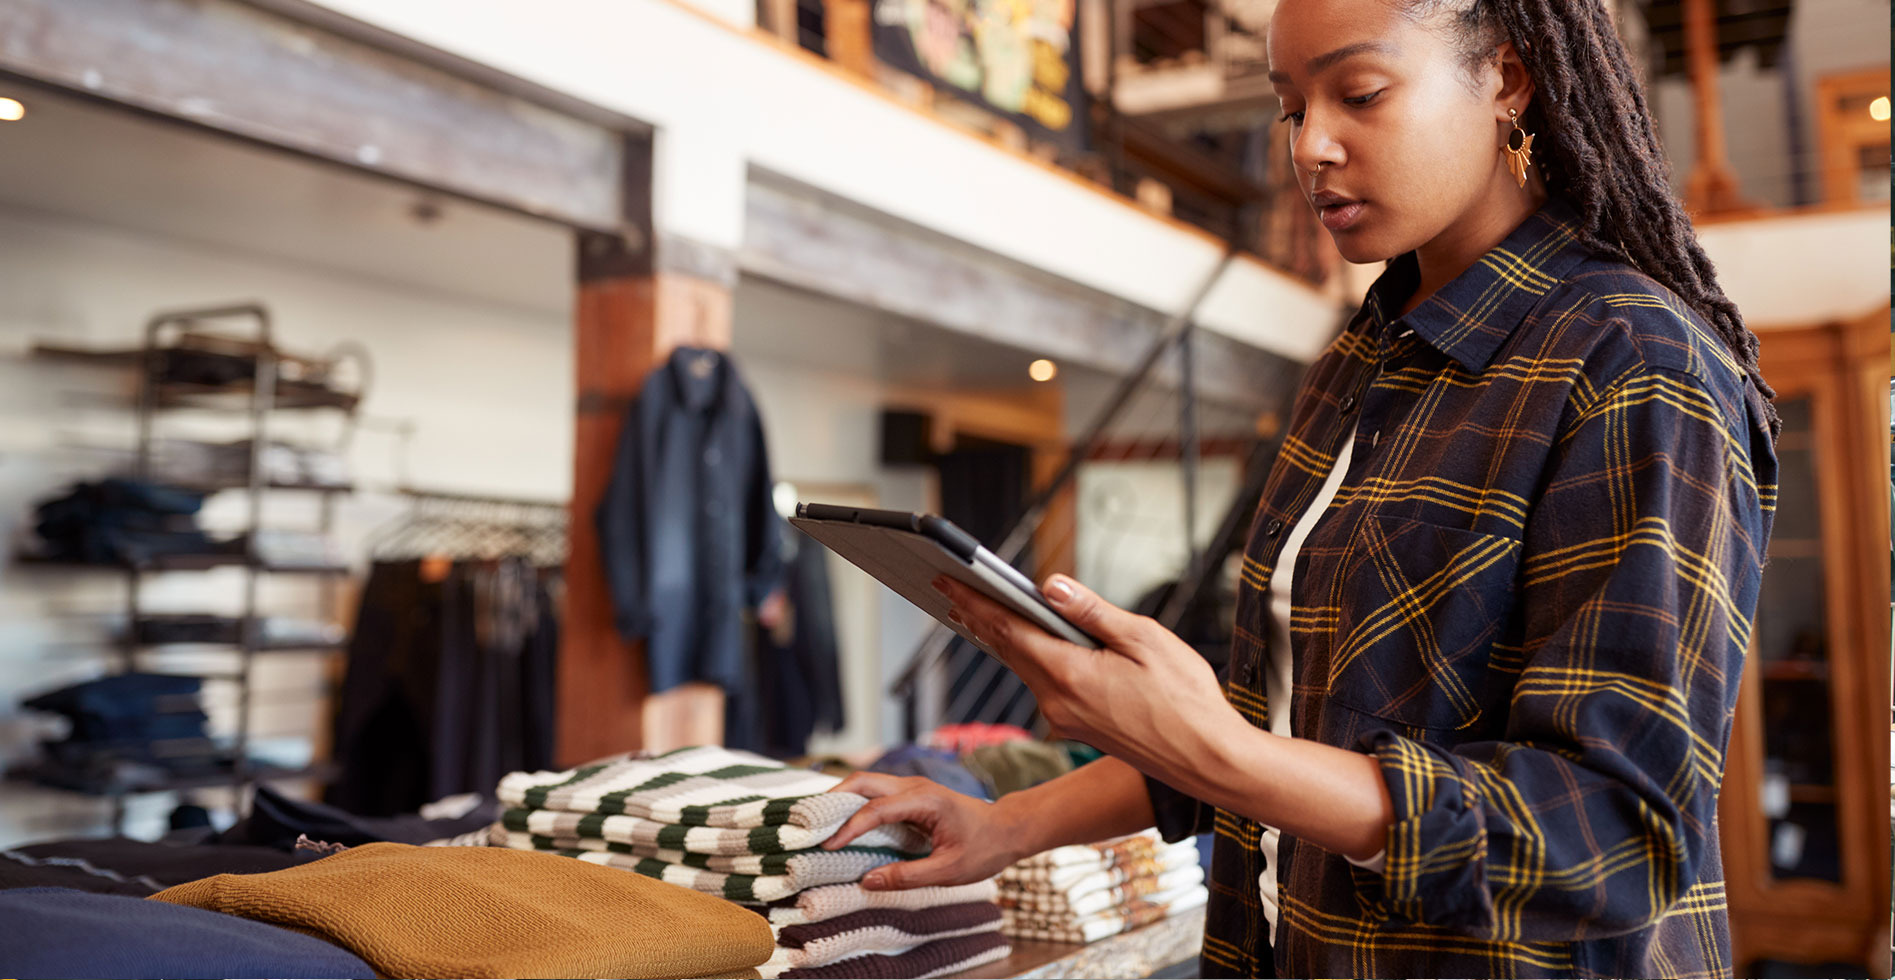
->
<box><xmin>824</xmin><ymin>1</ymin><xmax>1777</xmax><ymax>976</ymax></box>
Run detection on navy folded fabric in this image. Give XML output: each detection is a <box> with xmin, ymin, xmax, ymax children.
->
<box><xmin>0</xmin><ymin>837</ymin><xmax>306</xmax><ymax>896</ymax></box>
<box><xmin>218</xmin><ymin>784</ymin><xmax>496</xmax><ymax>851</ymax></box>
<box><xmin>0</xmin><ymin>887</ymin><xmax>373</xmax><ymax>979</ymax></box>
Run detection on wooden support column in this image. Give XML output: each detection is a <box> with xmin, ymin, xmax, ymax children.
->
<box><xmin>558</xmin><ymin>219</ymin><xmax>737</xmax><ymax>766</ymax></box>
<box><xmin>1681</xmin><ymin>0</ymin><xmax>1748</xmax><ymax>213</ymax></box>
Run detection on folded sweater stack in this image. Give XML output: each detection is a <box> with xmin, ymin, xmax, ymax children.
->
<box><xmin>997</xmin><ymin>830</ymin><xmax>1206</xmax><ymax>944</ymax></box>
<box><xmin>493</xmin><ymin>746</ymin><xmax>931</xmax><ymax>903</ymax></box>
<box><xmin>493</xmin><ymin>747</ymin><xmax>1009</xmax><ymax>978</ymax></box>
<box><xmin>753</xmin><ymin>880</ymin><xmax>1010</xmax><ymax>979</ymax></box>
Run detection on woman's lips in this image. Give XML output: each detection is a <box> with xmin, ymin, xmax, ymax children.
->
<box><xmin>1317</xmin><ymin>199</ymin><xmax>1366</xmax><ymax>231</ymax></box>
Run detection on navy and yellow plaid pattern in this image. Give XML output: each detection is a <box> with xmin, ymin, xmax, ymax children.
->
<box><xmin>1146</xmin><ymin>198</ymin><xmax>1777</xmax><ymax>978</ymax></box>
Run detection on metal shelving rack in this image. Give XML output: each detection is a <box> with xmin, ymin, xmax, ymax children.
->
<box><xmin>19</xmin><ymin>303</ymin><xmax>365</xmax><ymax>820</ymax></box>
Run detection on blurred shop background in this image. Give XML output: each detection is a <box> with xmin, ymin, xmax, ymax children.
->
<box><xmin>0</xmin><ymin>0</ymin><xmax>1885</xmax><ymax>975</ymax></box>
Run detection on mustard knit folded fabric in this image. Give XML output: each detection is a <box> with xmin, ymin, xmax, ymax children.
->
<box><xmin>149</xmin><ymin>841</ymin><xmax>775</xmax><ymax>979</ymax></box>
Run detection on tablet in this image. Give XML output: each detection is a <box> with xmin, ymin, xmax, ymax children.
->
<box><xmin>790</xmin><ymin>503</ymin><xmax>1102</xmax><ymax>652</ymax></box>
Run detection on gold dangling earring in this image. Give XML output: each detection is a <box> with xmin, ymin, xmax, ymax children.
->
<box><xmin>1503</xmin><ymin>108</ymin><xmax>1535</xmax><ymax>188</ymax></box>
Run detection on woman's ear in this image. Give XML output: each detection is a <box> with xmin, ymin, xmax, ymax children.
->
<box><xmin>1492</xmin><ymin>39</ymin><xmax>1535</xmax><ymax>120</ymax></box>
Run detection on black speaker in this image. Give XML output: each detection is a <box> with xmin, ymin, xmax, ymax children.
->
<box><xmin>879</xmin><ymin>409</ymin><xmax>934</xmax><ymax>465</ymax></box>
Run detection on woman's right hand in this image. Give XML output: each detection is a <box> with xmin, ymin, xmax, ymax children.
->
<box><xmin>822</xmin><ymin>771</ymin><xmax>1023</xmax><ymax>890</ymax></box>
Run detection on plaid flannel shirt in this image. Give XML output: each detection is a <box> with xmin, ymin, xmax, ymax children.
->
<box><xmin>1147</xmin><ymin>198</ymin><xmax>1777</xmax><ymax>979</ymax></box>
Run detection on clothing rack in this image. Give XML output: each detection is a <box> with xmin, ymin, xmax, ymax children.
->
<box><xmin>370</xmin><ymin>487</ymin><xmax>568</xmax><ymax>567</ymax></box>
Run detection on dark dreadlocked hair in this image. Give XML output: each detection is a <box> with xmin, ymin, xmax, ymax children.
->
<box><xmin>1402</xmin><ymin>0</ymin><xmax>1781</xmax><ymax>439</ymax></box>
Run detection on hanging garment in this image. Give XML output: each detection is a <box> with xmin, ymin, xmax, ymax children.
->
<box><xmin>733</xmin><ymin>525</ymin><xmax>845</xmax><ymax>756</ymax></box>
<box><xmin>597</xmin><ymin>347</ymin><xmax>784</xmax><ymax>694</ymax></box>
<box><xmin>326</xmin><ymin>559</ymin><xmax>558</xmax><ymax>815</ymax></box>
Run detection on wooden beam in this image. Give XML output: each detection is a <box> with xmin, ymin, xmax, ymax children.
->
<box><xmin>1681</xmin><ymin>0</ymin><xmax>1748</xmax><ymax>213</ymax></box>
<box><xmin>740</xmin><ymin>171</ymin><xmax>1305</xmax><ymax>415</ymax></box>
<box><xmin>0</xmin><ymin>0</ymin><xmax>626</xmax><ymax>230</ymax></box>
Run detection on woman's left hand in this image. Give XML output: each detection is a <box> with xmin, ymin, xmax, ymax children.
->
<box><xmin>934</xmin><ymin>573</ymin><xmax>1237</xmax><ymax>777</ymax></box>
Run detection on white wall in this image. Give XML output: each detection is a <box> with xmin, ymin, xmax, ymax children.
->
<box><xmin>1695</xmin><ymin>207</ymin><xmax>1890</xmax><ymax>327</ymax></box>
<box><xmin>0</xmin><ymin>203</ymin><xmax>574</xmax><ymax>845</ymax></box>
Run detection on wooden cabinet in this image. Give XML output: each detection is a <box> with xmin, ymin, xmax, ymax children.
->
<box><xmin>1720</xmin><ymin>310</ymin><xmax>1891</xmax><ymax>975</ymax></box>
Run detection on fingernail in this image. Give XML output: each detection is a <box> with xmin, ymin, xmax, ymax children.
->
<box><xmin>863</xmin><ymin>872</ymin><xmax>886</xmax><ymax>890</ymax></box>
<box><xmin>931</xmin><ymin>576</ymin><xmax>950</xmax><ymax>594</ymax></box>
<box><xmin>1044</xmin><ymin>576</ymin><xmax>1074</xmax><ymax>602</ymax></box>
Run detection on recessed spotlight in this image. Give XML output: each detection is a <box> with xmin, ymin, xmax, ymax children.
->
<box><xmin>0</xmin><ymin>98</ymin><xmax>24</xmax><ymax>122</ymax></box>
<box><xmin>1870</xmin><ymin>96</ymin><xmax>1890</xmax><ymax>123</ymax></box>
<box><xmin>1028</xmin><ymin>358</ymin><xmax>1057</xmax><ymax>382</ymax></box>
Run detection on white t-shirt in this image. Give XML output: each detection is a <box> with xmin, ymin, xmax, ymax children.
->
<box><xmin>1257</xmin><ymin>431</ymin><xmax>1386</xmax><ymax>944</ymax></box>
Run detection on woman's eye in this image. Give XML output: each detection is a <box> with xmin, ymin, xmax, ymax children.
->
<box><xmin>1278</xmin><ymin>109</ymin><xmax>1306</xmax><ymax>125</ymax></box>
<box><xmin>1344</xmin><ymin>90</ymin><xmax>1384</xmax><ymax>107</ymax></box>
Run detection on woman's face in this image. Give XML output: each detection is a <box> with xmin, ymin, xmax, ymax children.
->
<box><xmin>1267</xmin><ymin>0</ymin><xmax>1506</xmax><ymax>264</ymax></box>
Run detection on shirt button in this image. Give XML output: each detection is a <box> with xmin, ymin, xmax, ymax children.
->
<box><xmin>1340</xmin><ymin>394</ymin><xmax>1359</xmax><ymax>414</ymax></box>
<box><xmin>1265</xmin><ymin>519</ymin><xmax>1285</xmax><ymax>537</ymax></box>
<box><xmin>1238</xmin><ymin>656</ymin><xmax>1257</xmax><ymax>686</ymax></box>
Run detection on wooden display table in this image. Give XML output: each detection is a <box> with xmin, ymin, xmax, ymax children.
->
<box><xmin>946</xmin><ymin>907</ymin><xmax>1205</xmax><ymax>980</ymax></box>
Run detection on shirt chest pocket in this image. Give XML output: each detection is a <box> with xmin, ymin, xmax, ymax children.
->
<box><xmin>1320</xmin><ymin>514</ymin><xmax>1522</xmax><ymax>731</ymax></box>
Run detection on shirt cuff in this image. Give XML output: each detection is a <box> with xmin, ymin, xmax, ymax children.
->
<box><xmin>1358</xmin><ymin>728</ymin><xmax>1496</xmax><ymax>933</ymax></box>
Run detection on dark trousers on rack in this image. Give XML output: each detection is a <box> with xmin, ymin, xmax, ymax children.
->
<box><xmin>325</xmin><ymin>560</ymin><xmax>557</xmax><ymax>816</ymax></box>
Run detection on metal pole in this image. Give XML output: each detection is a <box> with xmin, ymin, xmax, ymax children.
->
<box><xmin>234</xmin><ymin>308</ymin><xmax>275</xmax><ymax>791</ymax></box>
<box><xmin>1179</xmin><ymin>320</ymin><xmax>1200</xmax><ymax>584</ymax></box>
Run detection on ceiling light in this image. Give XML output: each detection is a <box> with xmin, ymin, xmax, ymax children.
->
<box><xmin>1028</xmin><ymin>359</ymin><xmax>1058</xmax><ymax>382</ymax></box>
<box><xmin>1870</xmin><ymin>96</ymin><xmax>1890</xmax><ymax>122</ymax></box>
<box><xmin>0</xmin><ymin>98</ymin><xmax>23</xmax><ymax>122</ymax></box>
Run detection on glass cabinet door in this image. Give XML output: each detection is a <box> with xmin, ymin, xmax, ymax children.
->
<box><xmin>1749</xmin><ymin>395</ymin><xmax>1842</xmax><ymax>883</ymax></box>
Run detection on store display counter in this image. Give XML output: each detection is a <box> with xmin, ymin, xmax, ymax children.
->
<box><xmin>946</xmin><ymin>906</ymin><xmax>1204</xmax><ymax>980</ymax></box>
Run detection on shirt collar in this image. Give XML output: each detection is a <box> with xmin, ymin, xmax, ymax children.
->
<box><xmin>1361</xmin><ymin>197</ymin><xmax>1591</xmax><ymax>373</ymax></box>
<box><xmin>667</xmin><ymin>346</ymin><xmax>726</xmax><ymax>412</ymax></box>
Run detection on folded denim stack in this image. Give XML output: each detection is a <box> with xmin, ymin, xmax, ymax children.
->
<box><xmin>490</xmin><ymin>746</ymin><xmax>929</xmax><ymax>902</ymax></box>
<box><xmin>31</xmin><ymin>478</ymin><xmax>215</xmax><ymax>565</ymax></box>
<box><xmin>997</xmin><ymin>830</ymin><xmax>1206</xmax><ymax>944</ymax></box>
<box><xmin>752</xmin><ymin>880</ymin><xmax>1009</xmax><ymax>979</ymax></box>
<box><xmin>18</xmin><ymin>673</ymin><xmax>223</xmax><ymax>793</ymax></box>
